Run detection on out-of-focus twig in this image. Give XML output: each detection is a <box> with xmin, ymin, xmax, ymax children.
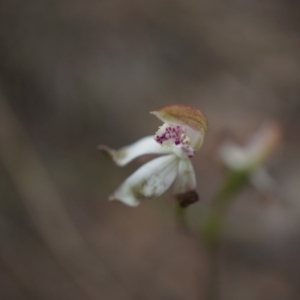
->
<box><xmin>201</xmin><ymin>170</ymin><xmax>249</xmax><ymax>300</ymax></box>
<box><xmin>202</xmin><ymin>171</ymin><xmax>249</xmax><ymax>246</ymax></box>
<box><xmin>175</xmin><ymin>204</ymin><xmax>189</xmax><ymax>232</ymax></box>
<box><xmin>0</xmin><ymin>91</ymin><xmax>132</xmax><ymax>300</ymax></box>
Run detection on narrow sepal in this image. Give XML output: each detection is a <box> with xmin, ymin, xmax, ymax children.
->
<box><xmin>99</xmin><ymin>136</ymin><xmax>172</xmax><ymax>166</ymax></box>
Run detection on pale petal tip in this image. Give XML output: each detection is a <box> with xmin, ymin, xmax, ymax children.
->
<box><xmin>98</xmin><ymin>144</ymin><xmax>127</xmax><ymax>166</ymax></box>
<box><xmin>98</xmin><ymin>144</ymin><xmax>115</xmax><ymax>158</ymax></box>
<box><xmin>150</xmin><ymin>105</ymin><xmax>208</xmax><ymax>136</ymax></box>
<box><xmin>108</xmin><ymin>195</ymin><xmax>140</xmax><ymax>207</ymax></box>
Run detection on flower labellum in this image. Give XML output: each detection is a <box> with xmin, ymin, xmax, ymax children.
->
<box><xmin>100</xmin><ymin>105</ymin><xmax>208</xmax><ymax>207</ymax></box>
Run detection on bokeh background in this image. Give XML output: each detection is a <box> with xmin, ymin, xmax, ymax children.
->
<box><xmin>0</xmin><ymin>0</ymin><xmax>300</xmax><ymax>299</ymax></box>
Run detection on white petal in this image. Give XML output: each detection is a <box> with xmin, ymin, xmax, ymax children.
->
<box><xmin>184</xmin><ymin>126</ymin><xmax>204</xmax><ymax>151</ymax></box>
<box><xmin>99</xmin><ymin>136</ymin><xmax>172</xmax><ymax>166</ymax></box>
<box><xmin>110</xmin><ymin>155</ymin><xmax>178</xmax><ymax>206</ymax></box>
<box><xmin>219</xmin><ymin>123</ymin><xmax>281</xmax><ymax>172</ymax></box>
<box><xmin>172</xmin><ymin>158</ymin><xmax>196</xmax><ymax>195</ymax></box>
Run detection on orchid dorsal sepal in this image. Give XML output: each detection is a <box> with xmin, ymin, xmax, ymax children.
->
<box><xmin>150</xmin><ymin>105</ymin><xmax>208</xmax><ymax>136</ymax></box>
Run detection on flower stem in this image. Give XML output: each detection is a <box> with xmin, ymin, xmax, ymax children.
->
<box><xmin>205</xmin><ymin>242</ymin><xmax>219</xmax><ymax>300</ymax></box>
<box><xmin>175</xmin><ymin>204</ymin><xmax>190</xmax><ymax>233</ymax></box>
<box><xmin>174</xmin><ymin>189</ymin><xmax>199</xmax><ymax>234</ymax></box>
<box><xmin>203</xmin><ymin>170</ymin><xmax>249</xmax><ymax>246</ymax></box>
<box><xmin>202</xmin><ymin>170</ymin><xmax>250</xmax><ymax>300</ymax></box>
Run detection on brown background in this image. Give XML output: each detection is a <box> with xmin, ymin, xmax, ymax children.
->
<box><xmin>0</xmin><ymin>0</ymin><xmax>300</xmax><ymax>299</ymax></box>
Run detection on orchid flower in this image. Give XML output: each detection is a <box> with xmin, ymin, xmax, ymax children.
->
<box><xmin>100</xmin><ymin>105</ymin><xmax>208</xmax><ymax>207</ymax></box>
<box><xmin>219</xmin><ymin>122</ymin><xmax>282</xmax><ymax>192</ymax></box>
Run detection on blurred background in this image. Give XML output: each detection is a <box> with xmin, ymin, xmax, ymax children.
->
<box><xmin>0</xmin><ymin>0</ymin><xmax>300</xmax><ymax>299</ymax></box>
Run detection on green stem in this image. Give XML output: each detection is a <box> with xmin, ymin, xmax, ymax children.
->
<box><xmin>202</xmin><ymin>170</ymin><xmax>250</xmax><ymax>300</ymax></box>
<box><xmin>206</xmin><ymin>242</ymin><xmax>219</xmax><ymax>300</ymax></box>
<box><xmin>202</xmin><ymin>170</ymin><xmax>249</xmax><ymax>246</ymax></box>
<box><xmin>175</xmin><ymin>204</ymin><xmax>189</xmax><ymax>232</ymax></box>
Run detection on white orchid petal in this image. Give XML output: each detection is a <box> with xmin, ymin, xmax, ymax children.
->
<box><xmin>99</xmin><ymin>136</ymin><xmax>172</xmax><ymax>166</ymax></box>
<box><xmin>172</xmin><ymin>158</ymin><xmax>196</xmax><ymax>195</ymax></box>
<box><xmin>110</xmin><ymin>155</ymin><xmax>178</xmax><ymax>206</ymax></box>
<box><xmin>220</xmin><ymin>123</ymin><xmax>281</xmax><ymax>172</ymax></box>
<box><xmin>184</xmin><ymin>126</ymin><xmax>204</xmax><ymax>151</ymax></box>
